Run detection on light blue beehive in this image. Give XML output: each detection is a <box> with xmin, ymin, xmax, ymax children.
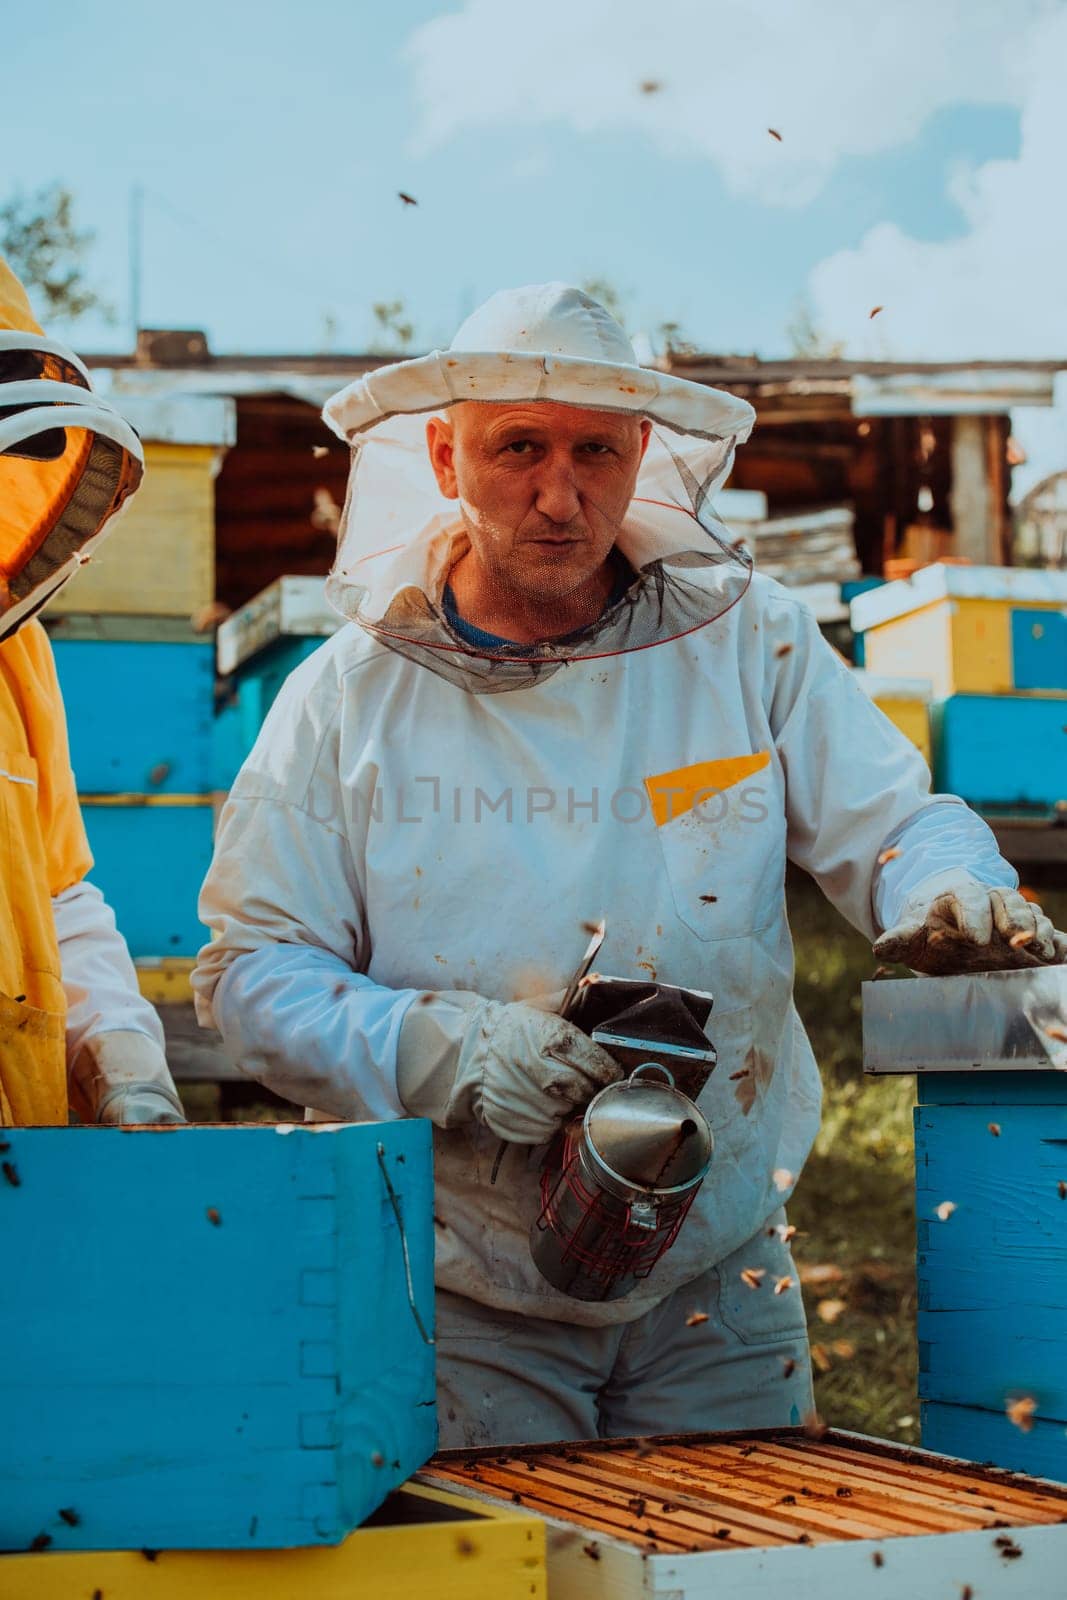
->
<box><xmin>864</xmin><ymin>968</ymin><xmax>1067</xmax><ymax>1481</ymax></box>
<box><xmin>214</xmin><ymin>576</ymin><xmax>341</xmax><ymax>789</ymax></box>
<box><xmin>51</xmin><ymin>636</ymin><xmax>217</xmax><ymax>796</ymax></box>
<box><xmin>0</xmin><ymin>1119</ymin><xmax>436</xmax><ymax>1551</ymax></box>
<box><xmin>48</xmin><ymin>629</ymin><xmax>219</xmax><ymax>957</ymax></box>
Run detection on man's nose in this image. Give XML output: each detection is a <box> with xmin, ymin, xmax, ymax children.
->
<box><xmin>534</xmin><ymin>457</ymin><xmax>582</xmax><ymax>524</ymax></box>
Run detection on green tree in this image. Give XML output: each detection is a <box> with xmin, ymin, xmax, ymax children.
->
<box><xmin>580</xmin><ymin>276</ymin><xmax>627</xmax><ymax>326</ymax></box>
<box><xmin>786</xmin><ymin>294</ymin><xmax>846</xmax><ymax>360</ymax></box>
<box><xmin>657</xmin><ymin>319</ymin><xmax>697</xmax><ymax>356</ymax></box>
<box><xmin>0</xmin><ymin>184</ymin><xmax>109</xmax><ymax>323</ymax></box>
<box><xmin>371</xmin><ymin>299</ymin><xmax>415</xmax><ymax>353</ymax></box>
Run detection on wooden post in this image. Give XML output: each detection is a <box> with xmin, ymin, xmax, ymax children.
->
<box><xmin>950</xmin><ymin>414</ymin><xmax>1004</xmax><ymax>564</ymax></box>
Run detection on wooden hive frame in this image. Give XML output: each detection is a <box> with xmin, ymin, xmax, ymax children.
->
<box><xmin>422</xmin><ymin>1427</ymin><xmax>1067</xmax><ymax>1599</ymax></box>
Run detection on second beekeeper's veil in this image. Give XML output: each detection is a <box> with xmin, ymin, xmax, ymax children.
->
<box><xmin>322</xmin><ymin>283</ymin><xmax>756</xmax><ymax>691</ymax></box>
<box><xmin>0</xmin><ymin>254</ymin><xmax>143</xmax><ymax>641</ymax></box>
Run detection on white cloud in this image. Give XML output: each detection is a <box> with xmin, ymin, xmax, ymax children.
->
<box><xmin>405</xmin><ymin>0</ymin><xmax>1040</xmax><ymax>207</ymax></box>
<box><xmin>809</xmin><ymin>4</ymin><xmax>1067</xmax><ymax>358</ymax></box>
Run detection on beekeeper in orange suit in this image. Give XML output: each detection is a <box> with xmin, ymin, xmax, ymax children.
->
<box><xmin>0</xmin><ymin>255</ymin><xmax>184</xmax><ymax>1126</ymax></box>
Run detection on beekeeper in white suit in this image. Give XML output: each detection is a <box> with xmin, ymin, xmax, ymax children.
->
<box><xmin>195</xmin><ymin>284</ymin><xmax>1065</xmax><ymax>1446</ymax></box>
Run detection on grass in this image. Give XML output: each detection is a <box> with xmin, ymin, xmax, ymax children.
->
<box><xmin>786</xmin><ymin>867</ymin><xmax>919</xmax><ymax>1443</ymax></box>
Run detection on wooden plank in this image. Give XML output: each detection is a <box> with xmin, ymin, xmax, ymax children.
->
<box><xmin>549</xmin><ymin>1449</ymin><xmax>848</xmax><ymax>1543</ymax></box>
<box><xmin>44</xmin><ymin>613</ymin><xmax>208</xmax><ymax>644</ymax></box>
<box><xmin>772</xmin><ymin>1438</ymin><xmax>1067</xmax><ymax>1515</ymax></box>
<box><xmin>918</xmin><ymin>1310</ymin><xmax>1067</xmax><ymax>1415</ymax></box>
<box><xmin>594</xmin><ymin>1447</ymin><xmax>922</xmax><ymax>1539</ymax></box>
<box><xmin>918</xmin><ymin>1254</ymin><xmax>1067</xmax><ymax>1313</ymax></box>
<box><xmin>650</xmin><ymin>1441</ymin><xmax>1013</xmax><ymax>1535</ymax></box>
<box><xmin>216</xmin><ymin>575</ymin><xmax>339</xmax><ymax>674</ymax></box>
<box><xmin>923</xmin><ymin>1402</ymin><xmax>1067</xmax><ymax>1484</ymax></box>
<box><xmin>430</xmin><ymin>1458</ymin><xmax>697</xmax><ymax>1552</ymax></box>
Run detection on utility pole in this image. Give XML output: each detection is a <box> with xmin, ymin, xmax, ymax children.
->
<box><xmin>129</xmin><ymin>184</ymin><xmax>143</xmax><ymax>345</ymax></box>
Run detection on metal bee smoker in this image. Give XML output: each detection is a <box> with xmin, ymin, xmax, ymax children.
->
<box><xmin>530</xmin><ymin>978</ymin><xmax>717</xmax><ymax>1302</ymax></box>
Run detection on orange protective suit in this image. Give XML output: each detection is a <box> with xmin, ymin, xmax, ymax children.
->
<box><xmin>0</xmin><ymin>255</ymin><xmax>145</xmax><ymax>1123</ymax></box>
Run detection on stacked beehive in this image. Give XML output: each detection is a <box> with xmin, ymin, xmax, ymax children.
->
<box><xmin>851</xmin><ymin>669</ymin><xmax>933</xmax><ymax>766</ymax></box>
<box><xmin>864</xmin><ymin>968</ymin><xmax>1067</xmax><ymax>1482</ymax></box>
<box><xmin>214</xmin><ymin>575</ymin><xmax>342</xmax><ymax>786</ymax></box>
<box><xmin>851</xmin><ymin>563</ymin><xmax>1067</xmax><ymax>816</ymax></box>
<box><xmin>43</xmin><ymin>393</ymin><xmax>235</xmax><ymax>995</ymax></box>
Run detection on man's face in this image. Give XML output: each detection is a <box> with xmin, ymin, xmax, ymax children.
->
<box><xmin>426</xmin><ymin>401</ymin><xmax>650</xmax><ymax>611</ymax></box>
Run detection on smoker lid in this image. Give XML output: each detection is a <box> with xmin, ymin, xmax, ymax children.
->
<box><xmin>567</xmin><ymin>976</ymin><xmax>714</xmax><ymax>1046</ymax></box>
<box><xmin>584</xmin><ymin>1068</ymin><xmax>713</xmax><ymax>1192</ymax></box>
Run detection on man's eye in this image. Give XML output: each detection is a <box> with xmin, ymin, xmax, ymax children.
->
<box><xmin>581</xmin><ymin>442</ymin><xmax>612</xmax><ymax>456</ymax></box>
<box><xmin>504</xmin><ymin>440</ymin><xmax>535</xmax><ymax>454</ymax></box>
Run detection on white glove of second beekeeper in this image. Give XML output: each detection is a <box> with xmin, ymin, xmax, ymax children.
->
<box><xmin>874</xmin><ymin>869</ymin><xmax>1067</xmax><ymax>976</ymax></box>
<box><xmin>71</xmin><ymin>1031</ymin><xmax>187</xmax><ymax>1125</ymax></box>
<box><xmin>396</xmin><ymin>991</ymin><xmax>621</xmax><ymax>1144</ymax></box>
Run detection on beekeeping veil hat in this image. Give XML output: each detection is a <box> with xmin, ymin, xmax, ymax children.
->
<box><xmin>323</xmin><ymin>283</ymin><xmax>756</xmax><ymax>691</ymax></box>
<box><xmin>0</xmin><ymin>254</ymin><xmax>143</xmax><ymax>642</ymax></box>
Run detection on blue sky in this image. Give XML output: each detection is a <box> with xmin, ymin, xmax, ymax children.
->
<box><xmin>3</xmin><ymin>1</ymin><xmax>1061</xmax><ymax>360</ymax></box>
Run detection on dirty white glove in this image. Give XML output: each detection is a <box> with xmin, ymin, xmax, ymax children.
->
<box><xmin>396</xmin><ymin>990</ymin><xmax>621</xmax><ymax>1144</ymax></box>
<box><xmin>71</xmin><ymin>1031</ymin><xmax>186</xmax><ymax>1125</ymax></box>
<box><xmin>874</xmin><ymin>870</ymin><xmax>1067</xmax><ymax>976</ymax></box>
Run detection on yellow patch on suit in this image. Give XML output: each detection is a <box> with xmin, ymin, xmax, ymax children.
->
<box><xmin>643</xmin><ymin>751</ymin><xmax>771</xmax><ymax>827</ymax></box>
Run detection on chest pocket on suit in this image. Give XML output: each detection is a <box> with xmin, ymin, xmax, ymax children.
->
<box><xmin>645</xmin><ymin>752</ymin><xmax>784</xmax><ymax>942</ymax></box>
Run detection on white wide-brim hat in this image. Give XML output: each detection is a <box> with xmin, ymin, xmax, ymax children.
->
<box><xmin>324</xmin><ymin>282</ymin><xmax>755</xmax><ymax>443</ymax></box>
<box><xmin>320</xmin><ymin>284</ymin><xmax>756</xmax><ymax>691</ymax></box>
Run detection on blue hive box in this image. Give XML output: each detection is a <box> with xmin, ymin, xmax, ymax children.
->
<box><xmin>0</xmin><ymin>1119</ymin><xmax>437</xmax><ymax>1551</ymax></box>
<box><xmin>214</xmin><ymin>577</ymin><xmax>340</xmax><ymax>789</ymax></box>
<box><xmin>51</xmin><ymin>636</ymin><xmax>216</xmax><ymax>796</ymax></box>
<box><xmin>864</xmin><ymin>969</ymin><xmax>1067</xmax><ymax>1482</ymax></box>
<box><xmin>930</xmin><ymin>694</ymin><xmax>1067</xmax><ymax>816</ymax></box>
<box><xmin>79</xmin><ymin>799</ymin><xmax>215</xmax><ymax>957</ymax></box>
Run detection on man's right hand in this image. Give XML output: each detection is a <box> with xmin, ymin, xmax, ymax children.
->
<box><xmin>396</xmin><ymin>991</ymin><xmax>621</xmax><ymax>1144</ymax></box>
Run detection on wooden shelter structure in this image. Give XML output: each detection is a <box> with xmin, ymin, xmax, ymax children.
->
<box><xmin>668</xmin><ymin>352</ymin><xmax>1062</xmax><ymax>574</ymax></box>
<box><xmin>84</xmin><ymin>333</ymin><xmax>1066</xmax><ymax>613</ymax></box>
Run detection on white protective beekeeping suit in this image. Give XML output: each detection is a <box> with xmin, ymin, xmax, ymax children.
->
<box><xmin>195</xmin><ymin>284</ymin><xmax>1023</xmax><ymax>1331</ymax></box>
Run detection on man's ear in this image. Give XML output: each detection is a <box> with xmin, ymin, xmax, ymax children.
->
<box><xmin>638</xmin><ymin>418</ymin><xmax>652</xmax><ymax>461</ymax></box>
<box><xmin>426</xmin><ymin>414</ymin><xmax>459</xmax><ymax>498</ymax></box>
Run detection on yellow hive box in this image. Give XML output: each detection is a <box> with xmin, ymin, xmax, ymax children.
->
<box><xmin>136</xmin><ymin>958</ymin><xmax>197</xmax><ymax>1005</ymax></box>
<box><xmin>0</xmin><ymin>1484</ymin><xmax>547</xmax><ymax>1600</ymax></box>
<box><xmin>48</xmin><ymin>394</ymin><xmax>234</xmax><ymax>619</ymax></box>
<box><xmin>851</xmin><ymin>563</ymin><xmax>1067</xmax><ymax>701</ymax></box>
<box><xmin>853</xmin><ymin>669</ymin><xmax>932</xmax><ymax>766</ymax></box>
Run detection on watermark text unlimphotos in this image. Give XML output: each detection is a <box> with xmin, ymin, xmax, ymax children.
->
<box><xmin>304</xmin><ymin>774</ymin><xmax>770</xmax><ymax>828</ymax></box>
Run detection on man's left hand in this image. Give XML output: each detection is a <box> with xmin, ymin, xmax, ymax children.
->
<box><xmin>874</xmin><ymin>870</ymin><xmax>1067</xmax><ymax>976</ymax></box>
